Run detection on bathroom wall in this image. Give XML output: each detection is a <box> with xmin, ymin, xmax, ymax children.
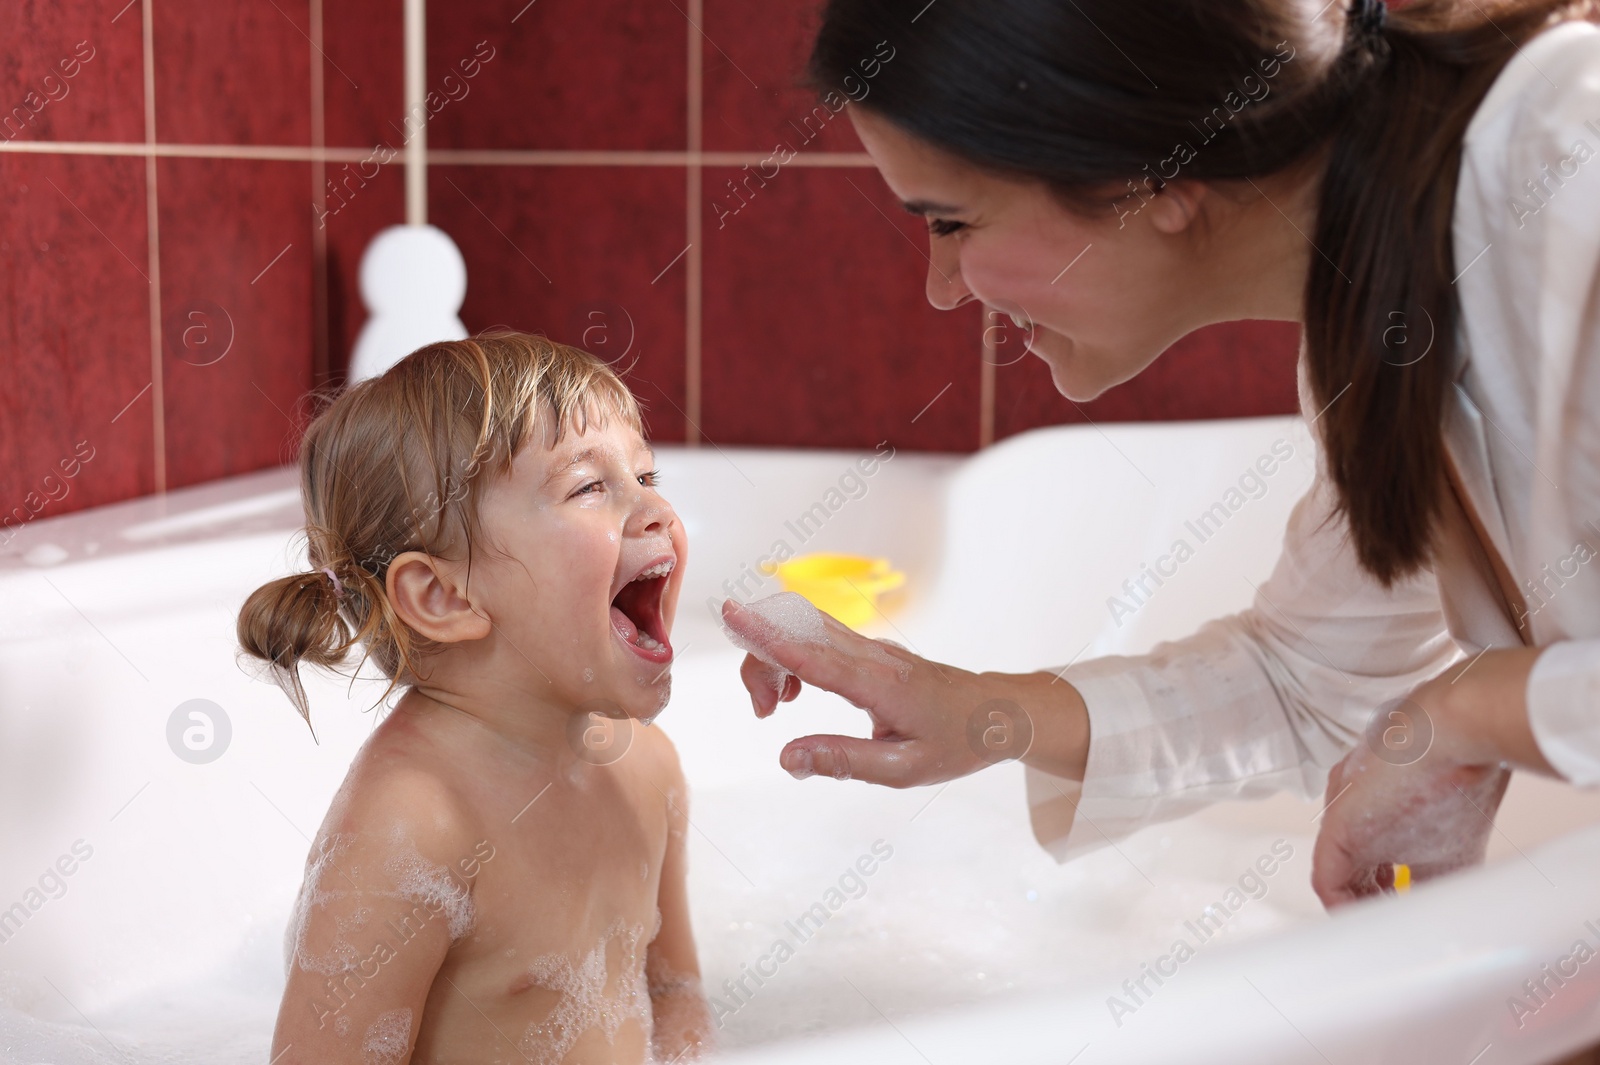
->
<box><xmin>0</xmin><ymin>0</ymin><xmax>1300</xmax><ymax>524</ymax></box>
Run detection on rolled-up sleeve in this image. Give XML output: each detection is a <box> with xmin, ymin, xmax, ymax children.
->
<box><xmin>1026</xmin><ymin>473</ymin><xmax>1462</xmax><ymax>862</ymax></box>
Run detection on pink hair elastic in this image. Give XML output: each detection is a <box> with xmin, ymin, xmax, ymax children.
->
<box><xmin>320</xmin><ymin>567</ymin><xmax>344</xmax><ymax>598</ymax></box>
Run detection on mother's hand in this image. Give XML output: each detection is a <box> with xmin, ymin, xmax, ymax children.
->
<box><xmin>1310</xmin><ymin>648</ymin><xmax>1546</xmax><ymax>908</ymax></box>
<box><xmin>720</xmin><ymin>599</ymin><xmax>1089</xmax><ymax>788</ymax></box>
<box><xmin>1310</xmin><ymin>721</ymin><xmax>1509</xmax><ymax>908</ymax></box>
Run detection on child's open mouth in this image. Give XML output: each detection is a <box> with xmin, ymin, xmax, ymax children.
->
<box><xmin>610</xmin><ymin>556</ymin><xmax>675</xmax><ymax>664</ymax></box>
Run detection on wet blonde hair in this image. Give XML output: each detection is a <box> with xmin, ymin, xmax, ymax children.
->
<box><xmin>237</xmin><ymin>331</ymin><xmax>644</xmax><ymax>726</ymax></box>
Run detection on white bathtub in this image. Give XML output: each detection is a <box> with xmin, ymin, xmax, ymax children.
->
<box><xmin>3</xmin><ymin>415</ymin><xmax>1599</xmax><ymax>1064</ymax></box>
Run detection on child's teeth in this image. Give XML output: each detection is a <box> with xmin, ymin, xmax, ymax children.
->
<box><xmin>632</xmin><ymin>560</ymin><xmax>674</xmax><ymax>581</ymax></box>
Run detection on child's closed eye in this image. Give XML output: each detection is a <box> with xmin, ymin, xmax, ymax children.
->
<box><xmin>571</xmin><ymin>469</ymin><xmax>660</xmax><ymax>498</ymax></box>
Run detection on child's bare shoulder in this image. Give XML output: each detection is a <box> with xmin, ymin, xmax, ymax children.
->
<box><xmin>314</xmin><ymin>719</ymin><xmax>481</xmax><ymax>876</ymax></box>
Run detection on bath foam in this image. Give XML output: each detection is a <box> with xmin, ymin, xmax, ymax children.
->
<box><xmin>382</xmin><ymin>845</ymin><xmax>476</xmax><ymax>940</ymax></box>
<box><xmin>644</xmin><ymin>960</ymin><xmax>712</xmax><ymax>1064</ymax></box>
<box><xmin>725</xmin><ymin>593</ymin><xmax>829</xmax><ymax>655</ymax></box>
<box><xmin>285</xmin><ymin>835</ymin><xmax>363</xmax><ymax>976</ymax></box>
<box><xmin>361</xmin><ymin>1008</ymin><xmax>413</xmax><ymax>1065</ymax></box>
<box><xmin>516</xmin><ymin>919</ymin><xmax>652</xmax><ymax>1065</ymax></box>
<box><xmin>287</xmin><ymin>836</ymin><xmax>478</xmax><ymax>978</ymax></box>
<box><xmin>720</xmin><ymin>592</ymin><xmax>911</xmax><ymax>684</ymax></box>
<box><xmin>337</xmin><ymin>906</ymin><xmax>372</xmax><ymax>933</ymax></box>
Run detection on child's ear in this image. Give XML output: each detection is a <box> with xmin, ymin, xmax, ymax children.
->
<box><xmin>386</xmin><ymin>551</ymin><xmax>492</xmax><ymax>644</ymax></box>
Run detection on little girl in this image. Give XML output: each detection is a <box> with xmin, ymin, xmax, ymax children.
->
<box><xmin>238</xmin><ymin>333</ymin><xmax>712</xmax><ymax>1064</ymax></box>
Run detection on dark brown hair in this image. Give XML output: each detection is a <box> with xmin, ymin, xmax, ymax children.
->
<box><xmin>811</xmin><ymin>0</ymin><xmax>1595</xmax><ymax>583</ymax></box>
<box><xmin>237</xmin><ymin>331</ymin><xmax>643</xmax><ymax>726</ymax></box>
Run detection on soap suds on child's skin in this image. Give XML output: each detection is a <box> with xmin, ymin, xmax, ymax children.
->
<box><xmin>362</xmin><ymin>1007</ymin><xmax>414</xmax><ymax>1065</ymax></box>
<box><xmin>383</xmin><ymin>844</ymin><xmax>477</xmax><ymax>939</ymax></box>
<box><xmin>285</xmin><ymin>835</ymin><xmax>361</xmax><ymax>976</ymax></box>
<box><xmin>517</xmin><ymin>919</ymin><xmax>652</xmax><ymax>1065</ymax></box>
<box><xmin>646</xmin><ymin>959</ymin><xmax>713</xmax><ymax>1063</ymax></box>
<box><xmin>286</xmin><ymin>835</ymin><xmax>478</xmax><ymax>978</ymax></box>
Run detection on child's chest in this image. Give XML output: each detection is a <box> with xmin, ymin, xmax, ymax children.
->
<box><xmin>453</xmin><ymin>769</ymin><xmax>670</xmax><ymax>997</ymax></box>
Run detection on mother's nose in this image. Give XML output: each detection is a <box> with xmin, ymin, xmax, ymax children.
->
<box><xmin>925</xmin><ymin>239</ymin><xmax>973</xmax><ymax>311</ymax></box>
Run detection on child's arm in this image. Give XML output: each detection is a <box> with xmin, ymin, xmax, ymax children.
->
<box><xmin>648</xmin><ymin>737</ymin><xmax>716</xmax><ymax>1061</ymax></box>
<box><xmin>269</xmin><ymin>774</ymin><xmax>473</xmax><ymax>1064</ymax></box>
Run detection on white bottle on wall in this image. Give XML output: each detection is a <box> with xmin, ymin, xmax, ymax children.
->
<box><xmin>348</xmin><ymin>223</ymin><xmax>468</xmax><ymax>384</ymax></box>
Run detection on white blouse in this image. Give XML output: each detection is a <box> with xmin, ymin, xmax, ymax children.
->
<box><xmin>1027</xmin><ymin>19</ymin><xmax>1600</xmax><ymax>860</ymax></box>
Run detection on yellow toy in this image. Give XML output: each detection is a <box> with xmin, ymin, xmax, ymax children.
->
<box><xmin>768</xmin><ymin>553</ymin><xmax>905</xmax><ymax>630</ymax></box>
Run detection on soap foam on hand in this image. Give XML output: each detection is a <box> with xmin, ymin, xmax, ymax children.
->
<box><xmin>718</xmin><ymin>592</ymin><xmax>912</xmax><ymax>685</ymax></box>
<box><xmin>721</xmin><ymin>593</ymin><xmax>832</xmax><ymax>663</ymax></box>
<box><xmin>718</xmin><ymin>592</ymin><xmax>831</xmax><ymax>694</ymax></box>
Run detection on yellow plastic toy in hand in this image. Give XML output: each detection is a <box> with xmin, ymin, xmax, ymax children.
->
<box><xmin>768</xmin><ymin>553</ymin><xmax>905</xmax><ymax>630</ymax></box>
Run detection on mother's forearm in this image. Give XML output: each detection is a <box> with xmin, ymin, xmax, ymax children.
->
<box><xmin>1433</xmin><ymin>646</ymin><xmax>1554</xmax><ymax>773</ymax></box>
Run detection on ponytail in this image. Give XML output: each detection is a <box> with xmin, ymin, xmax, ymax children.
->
<box><xmin>1306</xmin><ymin>0</ymin><xmax>1581</xmax><ymax>584</ymax></box>
<box><xmin>237</xmin><ymin>565</ymin><xmax>353</xmax><ymax>727</ymax></box>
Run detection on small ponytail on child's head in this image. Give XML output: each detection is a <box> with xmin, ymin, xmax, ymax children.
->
<box><xmin>236</xmin><ymin>558</ymin><xmax>355</xmax><ymax>726</ymax></box>
<box><xmin>236</xmin><ymin>330</ymin><xmax>645</xmax><ymax>727</ymax></box>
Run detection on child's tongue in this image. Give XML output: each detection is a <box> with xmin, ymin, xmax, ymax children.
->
<box><xmin>610</xmin><ymin>605</ymin><xmax>639</xmax><ymax>643</ymax></box>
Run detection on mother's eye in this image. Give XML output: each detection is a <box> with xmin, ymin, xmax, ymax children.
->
<box><xmin>928</xmin><ymin>218</ymin><xmax>966</xmax><ymax>237</ymax></box>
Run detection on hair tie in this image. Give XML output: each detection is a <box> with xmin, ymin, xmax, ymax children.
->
<box><xmin>1349</xmin><ymin>0</ymin><xmax>1388</xmax><ymax>45</ymax></box>
<box><xmin>320</xmin><ymin>567</ymin><xmax>344</xmax><ymax>598</ymax></box>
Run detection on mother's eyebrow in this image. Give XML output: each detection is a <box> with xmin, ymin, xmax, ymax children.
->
<box><xmin>902</xmin><ymin>198</ymin><xmax>963</xmax><ymax>215</ymax></box>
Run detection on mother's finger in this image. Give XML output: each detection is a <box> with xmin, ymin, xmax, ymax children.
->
<box><xmin>779</xmin><ymin>734</ymin><xmax>922</xmax><ymax>788</ymax></box>
<box><xmin>1310</xmin><ymin>833</ymin><xmax>1363</xmax><ymax>909</ymax></box>
<box><xmin>738</xmin><ymin>652</ymin><xmax>800</xmax><ymax>718</ymax></box>
<box><xmin>720</xmin><ymin>598</ymin><xmax>907</xmax><ymax>710</ymax></box>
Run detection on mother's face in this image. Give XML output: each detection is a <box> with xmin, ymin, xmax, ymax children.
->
<box><xmin>850</xmin><ymin>107</ymin><xmax>1211</xmax><ymax>403</ymax></box>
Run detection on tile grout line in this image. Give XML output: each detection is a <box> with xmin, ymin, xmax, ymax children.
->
<box><xmin>0</xmin><ymin>141</ymin><xmax>878</xmax><ymax>168</ymax></box>
<box><xmin>309</xmin><ymin>0</ymin><xmax>330</xmax><ymax>387</ymax></box>
<box><xmin>684</xmin><ymin>0</ymin><xmax>704</xmax><ymax>446</ymax></box>
<box><xmin>404</xmin><ymin>0</ymin><xmax>427</xmax><ymax>225</ymax></box>
<box><xmin>979</xmin><ymin>312</ymin><xmax>995</xmax><ymax>448</ymax></box>
<box><xmin>141</xmin><ymin>0</ymin><xmax>166</xmax><ymax>494</ymax></box>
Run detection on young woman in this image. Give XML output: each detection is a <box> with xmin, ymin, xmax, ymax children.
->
<box><xmin>719</xmin><ymin>0</ymin><xmax>1600</xmax><ymax>908</ymax></box>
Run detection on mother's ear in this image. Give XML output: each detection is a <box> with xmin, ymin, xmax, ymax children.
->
<box><xmin>386</xmin><ymin>551</ymin><xmax>492</xmax><ymax>644</ymax></box>
<box><xmin>1147</xmin><ymin>178</ymin><xmax>1207</xmax><ymax>234</ymax></box>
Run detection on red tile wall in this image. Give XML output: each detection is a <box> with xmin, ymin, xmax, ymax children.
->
<box><xmin>0</xmin><ymin>0</ymin><xmax>1300</xmax><ymax>527</ymax></box>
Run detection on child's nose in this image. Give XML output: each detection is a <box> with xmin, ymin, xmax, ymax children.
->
<box><xmin>629</xmin><ymin>499</ymin><xmax>675</xmax><ymax>537</ymax></box>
